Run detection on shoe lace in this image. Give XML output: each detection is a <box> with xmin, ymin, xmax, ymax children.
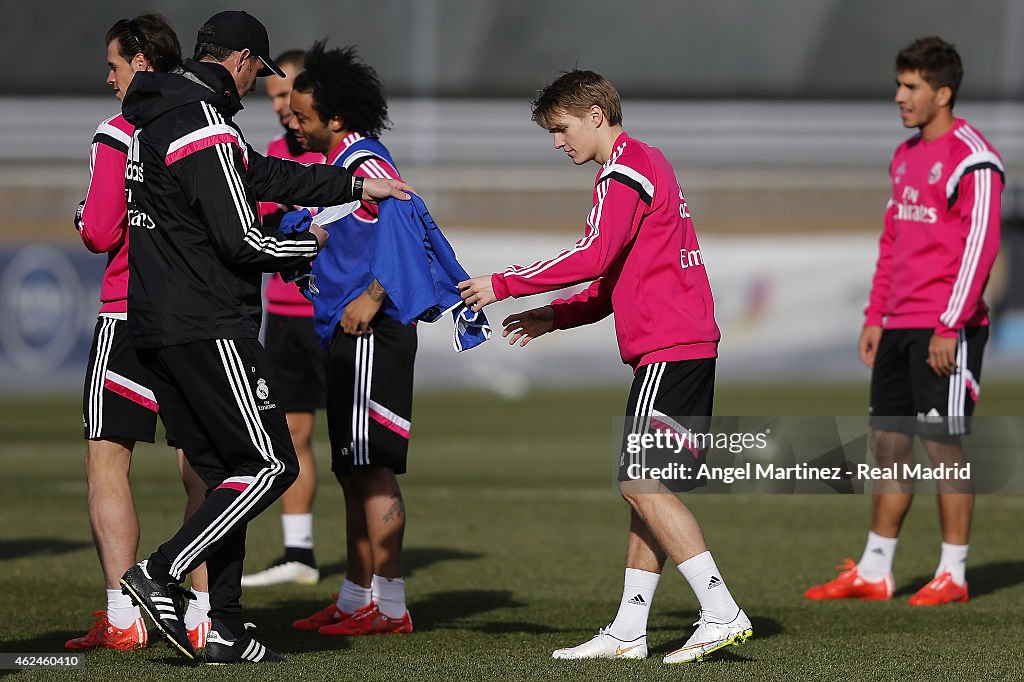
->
<box><xmin>836</xmin><ymin>558</ymin><xmax>857</xmax><ymax>573</ymax></box>
<box><xmin>168</xmin><ymin>584</ymin><xmax>196</xmax><ymax>615</ymax></box>
<box><xmin>692</xmin><ymin>610</ymin><xmax>707</xmax><ymax>628</ymax></box>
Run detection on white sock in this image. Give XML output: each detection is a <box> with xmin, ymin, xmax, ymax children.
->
<box><xmin>937</xmin><ymin>542</ymin><xmax>968</xmax><ymax>585</ymax></box>
<box><xmin>337</xmin><ymin>579</ymin><xmax>372</xmax><ymax>614</ymax></box>
<box><xmin>184</xmin><ymin>590</ymin><xmax>211</xmax><ymax>631</ymax></box>
<box><xmin>677</xmin><ymin>551</ymin><xmax>740</xmax><ymax>623</ymax></box>
<box><xmin>282</xmin><ymin>513</ymin><xmax>314</xmax><ymax>550</ymax></box>
<box><xmin>608</xmin><ymin>568</ymin><xmax>660</xmax><ymax>641</ymax></box>
<box><xmin>372</xmin><ymin>574</ymin><xmax>407</xmax><ymax>619</ymax></box>
<box><xmin>857</xmin><ymin>531</ymin><xmax>898</xmax><ymax>582</ymax></box>
<box><xmin>106</xmin><ymin>589</ymin><xmax>141</xmax><ymax>629</ymax></box>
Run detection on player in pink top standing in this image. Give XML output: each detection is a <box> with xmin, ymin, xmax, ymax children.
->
<box><xmin>460</xmin><ymin>70</ymin><xmax>751</xmax><ymax>664</ymax></box>
<box><xmin>241</xmin><ymin>49</ymin><xmax>327</xmax><ymax>588</ymax></box>
<box><xmin>806</xmin><ymin>37</ymin><xmax>1004</xmax><ymax>606</ymax></box>
<box><xmin>68</xmin><ymin>14</ymin><xmax>210</xmax><ymax>651</ymax></box>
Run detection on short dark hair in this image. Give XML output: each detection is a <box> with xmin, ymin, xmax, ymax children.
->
<box><xmin>532</xmin><ymin>69</ymin><xmax>623</xmax><ymax>129</ymax></box>
<box><xmin>105</xmin><ymin>13</ymin><xmax>181</xmax><ymax>73</ymax></box>
<box><xmin>896</xmin><ymin>36</ymin><xmax>963</xmax><ymax>107</ymax></box>
<box><xmin>292</xmin><ymin>40</ymin><xmax>390</xmax><ymax>138</ymax></box>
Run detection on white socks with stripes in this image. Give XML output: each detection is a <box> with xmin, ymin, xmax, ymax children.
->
<box><xmin>106</xmin><ymin>588</ymin><xmax>141</xmax><ymax>629</ymax></box>
<box><xmin>678</xmin><ymin>551</ymin><xmax>740</xmax><ymax>623</ymax></box>
<box><xmin>373</xmin><ymin>574</ymin><xmax>407</xmax><ymax>619</ymax></box>
<box><xmin>857</xmin><ymin>531</ymin><xmax>898</xmax><ymax>582</ymax></box>
<box><xmin>337</xmin><ymin>578</ymin><xmax>372</xmax><ymax>614</ymax></box>
<box><xmin>608</xmin><ymin>568</ymin><xmax>660</xmax><ymax>641</ymax></box>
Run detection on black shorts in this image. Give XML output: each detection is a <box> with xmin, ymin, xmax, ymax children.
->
<box><xmin>82</xmin><ymin>316</ymin><xmax>161</xmax><ymax>443</ymax></box>
<box><xmin>326</xmin><ymin>315</ymin><xmax>417</xmax><ymax>476</ymax></box>
<box><xmin>869</xmin><ymin>326</ymin><xmax>988</xmax><ymax>438</ymax></box>
<box><xmin>619</xmin><ymin>358</ymin><xmax>716</xmax><ymax>493</ymax></box>
<box><xmin>264</xmin><ymin>312</ymin><xmax>326</xmax><ymax>413</ymax></box>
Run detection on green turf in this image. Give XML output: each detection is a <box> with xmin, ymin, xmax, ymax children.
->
<box><xmin>1</xmin><ymin>383</ymin><xmax>1023</xmax><ymax>680</ymax></box>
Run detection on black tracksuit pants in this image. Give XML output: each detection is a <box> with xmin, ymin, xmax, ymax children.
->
<box><xmin>138</xmin><ymin>338</ymin><xmax>298</xmax><ymax>636</ymax></box>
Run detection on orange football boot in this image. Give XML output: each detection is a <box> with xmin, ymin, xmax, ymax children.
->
<box><xmin>318</xmin><ymin>602</ymin><xmax>411</xmax><ymax>636</ymax></box>
<box><xmin>909</xmin><ymin>572</ymin><xmax>968</xmax><ymax>606</ymax></box>
<box><xmin>65</xmin><ymin>611</ymin><xmax>147</xmax><ymax>650</ymax></box>
<box><xmin>805</xmin><ymin>559</ymin><xmax>894</xmax><ymax>600</ymax></box>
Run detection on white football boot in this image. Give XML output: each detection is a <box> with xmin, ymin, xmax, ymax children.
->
<box><xmin>663</xmin><ymin>609</ymin><xmax>752</xmax><ymax>664</ymax></box>
<box><xmin>552</xmin><ymin>626</ymin><xmax>647</xmax><ymax>660</ymax></box>
<box><xmin>240</xmin><ymin>561</ymin><xmax>319</xmax><ymax>587</ymax></box>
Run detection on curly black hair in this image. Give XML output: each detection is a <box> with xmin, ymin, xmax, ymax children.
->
<box><xmin>293</xmin><ymin>40</ymin><xmax>390</xmax><ymax>138</ymax></box>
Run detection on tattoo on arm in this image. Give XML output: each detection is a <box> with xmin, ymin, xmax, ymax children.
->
<box><xmin>382</xmin><ymin>494</ymin><xmax>405</xmax><ymax>523</ymax></box>
<box><xmin>367</xmin><ymin>279</ymin><xmax>387</xmax><ymax>302</ymax></box>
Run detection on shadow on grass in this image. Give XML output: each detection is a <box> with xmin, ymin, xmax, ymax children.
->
<box><xmin>468</xmin><ymin>621</ymin><xmax>559</xmax><ymax>634</ymax></box>
<box><xmin>318</xmin><ymin>546</ymin><xmax>483</xmax><ymax>581</ymax></box>
<box><xmin>893</xmin><ymin>559</ymin><xmax>1024</xmax><ymax>599</ymax></box>
<box><xmin>652</xmin><ymin>613</ymin><xmax>782</xmax><ymax>653</ymax></box>
<box><xmin>412</xmin><ymin>589</ymin><xmax>524</xmax><ymax>630</ymax></box>
<box><xmin>0</xmin><ymin>538</ymin><xmax>92</xmax><ymax>561</ymax></box>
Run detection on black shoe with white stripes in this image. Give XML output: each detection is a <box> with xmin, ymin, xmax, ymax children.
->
<box><xmin>120</xmin><ymin>560</ymin><xmax>197</xmax><ymax>661</ymax></box>
<box><xmin>203</xmin><ymin>624</ymin><xmax>285</xmax><ymax>664</ymax></box>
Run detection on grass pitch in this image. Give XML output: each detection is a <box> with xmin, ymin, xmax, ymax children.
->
<box><xmin>1</xmin><ymin>382</ymin><xmax>1023</xmax><ymax>680</ymax></box>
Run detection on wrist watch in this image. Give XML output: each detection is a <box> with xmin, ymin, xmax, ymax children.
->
<box><xmin>352</xmin><ymin>175</ymin><xmax>364</xmax><ymax>201</ymax></box>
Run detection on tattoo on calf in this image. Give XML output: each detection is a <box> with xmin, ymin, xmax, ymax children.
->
<box><xmin>382</xmin><ymin>494</ymin><xmax>405</xmax><ymax>523</ymax></box>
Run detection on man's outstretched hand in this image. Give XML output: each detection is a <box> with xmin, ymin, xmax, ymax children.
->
<box><xmin>362</xmin><ymin>177</ymin><xmax>414</xmax><ymax>203</ymax></box>
<box><xmin>459</xmin><ymin>275</ymin><xmax>497</xmax><ymax>312</ymax></box>
<box><xmin>501</xmin><ymin>306</ymin><xmax>555</xmax><ymax>348</ymax></box>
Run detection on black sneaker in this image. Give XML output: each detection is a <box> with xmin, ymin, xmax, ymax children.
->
<box><xmin>120</xmin><ymin>560</ymin><xmax>197</xmax><ymax>661</ymax></box>
<box><xmin>204</xmin><ymin>626</ymin><xmax>285</xmax><ymax>664</ymax></box>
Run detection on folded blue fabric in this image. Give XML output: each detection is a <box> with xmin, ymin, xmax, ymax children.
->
<box><xmin>279</xmin><ymin>208</ymin><xmax>312</xmax><ymax>234</ymax></box>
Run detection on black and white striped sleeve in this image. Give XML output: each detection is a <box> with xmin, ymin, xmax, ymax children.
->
<box><xmin>169</xmin><ymin>132</ymin><xmax>320</xmax><ymax>272</ymax></box>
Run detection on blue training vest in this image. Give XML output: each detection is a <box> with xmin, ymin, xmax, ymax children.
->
<box><xmin>311</xmin><ymin>138</ymin><xmax>403</xmax><ymax>346</ymax></box>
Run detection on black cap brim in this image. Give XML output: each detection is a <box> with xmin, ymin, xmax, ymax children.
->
<box><xmin>258</xmin><ymin>55</ymin><xmax>285</xmax><ymax>78</ymax></box>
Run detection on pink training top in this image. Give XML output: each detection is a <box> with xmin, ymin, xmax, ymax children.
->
<box><xmin>865</xmin><ymin>118</ymin><xmax>1004</xmax><ymax>337</ymax></box>
<box><xmin>78</xmin><ymin>113</ymin><xmax>135</xmax><ymax>314</ymax></box>
<box><xmin>492</xmin><ymin>132</ymin><xmax>720</xmax><ymax>370</ymax></box>
<box><xmin>261</xmin><ymin>133</ymin><xmax>323</xmax><ymax>316</ymax></box>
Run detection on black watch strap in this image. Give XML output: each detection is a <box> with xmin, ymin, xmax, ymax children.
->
<box><xmin>352</xmin><ymin>175</ymin><xmax>364</xmax><ymax>201</ymax></box>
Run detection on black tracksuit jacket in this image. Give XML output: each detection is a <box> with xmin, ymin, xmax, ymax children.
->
<box><xmin>121</xmin><ymin>59</ymin><xmax>357</xmax><ymax>348</ymax></box>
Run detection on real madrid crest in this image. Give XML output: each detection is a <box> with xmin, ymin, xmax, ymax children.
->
<box><xmin>256</xmin><ymin>378</ymin><xmax>270</xmax><ymax>400</ymax></box>
<box><xmin>928</xmin><ymin>162</ymin><xmax>943</xmax><ymax>185</ymax></box>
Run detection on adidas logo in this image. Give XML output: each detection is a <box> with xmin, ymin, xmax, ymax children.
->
<box><xmin>707</xmin><ymin>576</ymin><xmax>722</xmax><ymax>590</ymax></box>
<box><xmin>627</xmin><ymin>594</ymin><xmax>647</xmax><ymax>606</ymax></box>
<box><xmin>871</xmin><ymin>548</ymin><xmax>886</xmax><ymax>555</ymax></box>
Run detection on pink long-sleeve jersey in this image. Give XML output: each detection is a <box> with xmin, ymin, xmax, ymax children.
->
<box><xmin>77</xmin><ymin>114</ymin><xmax>134</xmax><ymax>314</ymax></box>
<box><xmin>260</xmin><ymin>133</ymin><xmax>323</xmax><ymax>316</ymax></box>
<box><xmin>865</xmin><ymin>118</ymin><xmax>1004</xmax><ymax>337</ymax></box>
<box><xmin>492</xmin><ymin>132</ymin><xmax>720</xmax><ymax>371</ymax></box>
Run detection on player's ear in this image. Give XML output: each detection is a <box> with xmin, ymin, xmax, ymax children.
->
<box><xmin>589</xmin><ymin>105</ymin><xmax>604</xmax><ymax>128</ymax></box>
<box><xmin>235</xmin><ymin>49</ymin><xmax>252</xmax><ymax>74</ymax></box>
<box><xmin>329</xmin><ymin>116</ymin><xmax>345</xmax><ymax>133</ymax></box>
<box><xmin>935</xmin><ymin>86</ymin><xmax>953</xmax><ymax>108</ymax></box>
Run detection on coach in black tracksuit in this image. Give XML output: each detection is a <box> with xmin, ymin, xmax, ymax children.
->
<box><xmin>118</xmin><ymin>12</ymin><xmax>410</xmax><ymax>663</ymax></box>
